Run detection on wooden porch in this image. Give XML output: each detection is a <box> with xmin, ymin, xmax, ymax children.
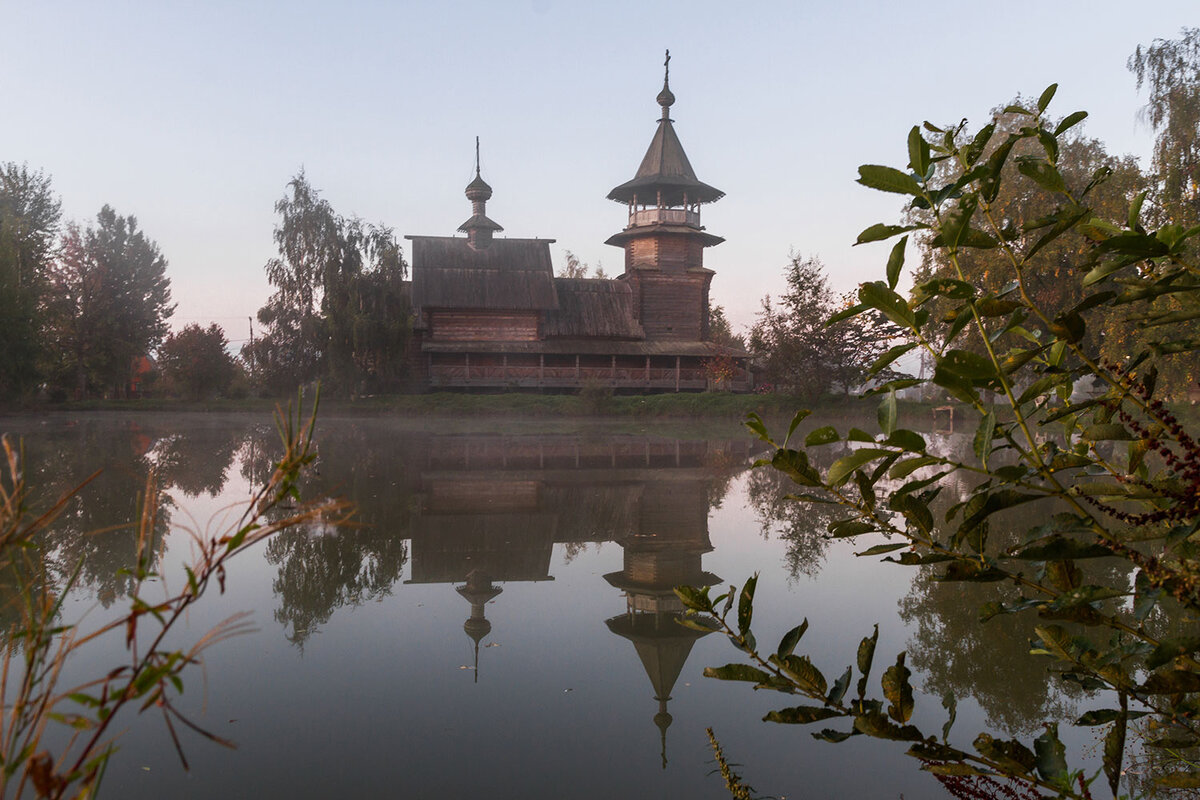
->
<box><xmin>426</xmin><ymin>352</ymin><xmax>752</xmax><ymax>392</ymax></box>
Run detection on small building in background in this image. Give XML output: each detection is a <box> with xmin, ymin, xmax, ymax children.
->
<box><xmin>404</xmin><ymin>55</ymin><xmax>750</xmax><ymax>392</ymax></box>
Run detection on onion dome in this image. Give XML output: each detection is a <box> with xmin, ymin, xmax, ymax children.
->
<box><xmin>465</xmin><ymin>171</ymin><xmax>493</xmax><ymax>203</ymax></box>
<box><xmin>459</xmin><ymin>137</ymin><xmax>503</xmax><ymax>246</ymax></box>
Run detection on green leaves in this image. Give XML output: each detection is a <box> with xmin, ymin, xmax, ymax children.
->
<box><xmin>764</xmin><ymin>705</ymin><xmax>842</xmax><ymax>725</ymax></box>
<box><xmin>881</xmin><ymin>653</ymin><xmax>914</xmax><ymax>723</ymax></box>
<box><xmin>737</xmin><ymin>574</ymin><xmax>758</xmax><ymax>637</ymax></box>
<box><xmin>973</xmin><ymin>409</ymin><xmax>996</xmax><ymax>469</ymax></box>
<box><xmin>1033</xmin><ymin>724</ymin><xmax>1068</xmax><ymax>782</ymax></box>
<box><xmin>827</xmin><ymin>449</ymin><xmax>893</xmax><ymax>487</ymax></box>
<box><xmin>1036</xmin><ymin>83</ymin><xmax>1058</xmax><ymax>113</ymax></box>
<box><xmin>857</xmin><ymin>165</ymin><xmax>923</xmax><ymax>196</ymax></box>
<box><xmin>907</xmin><ymin>126</ymin><xmax>931</xmax><ymax>177</ymax></box>
<box><xmin>886</xmin><ymin>236</ymin><xmax>908</xmax><ymax>289</ymax></box>
<box><xmin>704</xmin><ymin>664</ymin><xmax>773</xmax><ymax>683</ymax></box>
<box><xmin>858</xmin><ymin>281</ymin><xmax>917</xmax><ymax>330</ymax></box>
<box><xmin>878</xmin><ymin>390</ymin><xmax>898</xmax><ymax>436</ymax></box>
<box><xmin>776</xmin><ymin>619</ymin><xmax>809</xmax><ymax>659</ymax></box>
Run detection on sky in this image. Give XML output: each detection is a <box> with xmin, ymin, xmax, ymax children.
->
<box><xmin>2</xmin><ymin>0</ymin><xmax>1196</xmax><ymax>349</ymax></box>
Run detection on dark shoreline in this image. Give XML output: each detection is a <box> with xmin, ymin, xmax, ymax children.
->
<box><xmin>1</xmin><ymin>391</ymin><xmax>872</xmax><ymax>421</ymax></box>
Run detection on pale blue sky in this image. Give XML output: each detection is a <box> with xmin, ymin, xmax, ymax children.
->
<box><xmin>2</xmin><ymin>0</ymin><xmax>1194</xmax><ymax>346</ymax></box>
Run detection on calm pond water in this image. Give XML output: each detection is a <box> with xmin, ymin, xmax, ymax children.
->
<box><xmin>0</xmin><ymin>412</ymin><xmax>1105</xmax><ymax>799</ymax></box>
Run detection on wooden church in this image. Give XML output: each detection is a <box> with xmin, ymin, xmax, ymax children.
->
<box><xmin>404</xmin><ymin>55</ymin><xmax>751</xmax><ymax>392</ymax></box>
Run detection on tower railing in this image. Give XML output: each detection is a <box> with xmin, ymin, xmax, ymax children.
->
<box><xmin>628</xmin><ymin>208</ymin><xmax>700</xmax><ymax>227</ymax></box>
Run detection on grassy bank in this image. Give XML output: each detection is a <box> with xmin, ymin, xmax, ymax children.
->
<box><xmin>3</xmin><ymin>391</ymin><xmax>877</xmax><ymax>421</ymax></box>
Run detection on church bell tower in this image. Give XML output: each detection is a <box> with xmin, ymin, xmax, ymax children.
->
<box><xmin>605</xmin><ymin>51</ymin><xmax>724</xmax><ymax>341</ymax></box>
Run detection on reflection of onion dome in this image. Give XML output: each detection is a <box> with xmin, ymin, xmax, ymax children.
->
<box><xmin>606</xmin><ymin>609</ymin><xmax>712</xmax><ymax>769</ymax></box>
<box><xmin>463</xmin><ymin>615</ymin><xmax>492</xmax><ymax>643</ymax></box>
<box><xmin>653</xmin><ymin>708</ymin><xmax>673</xmax><ymax>769</ymax></box>
<box><xmin>457</xmin><ymin>569</ymin><xmax>502</xmax><ymax>683</ymax></box>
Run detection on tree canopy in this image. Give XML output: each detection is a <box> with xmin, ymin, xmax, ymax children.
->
<box><xmin>1129</xmin><ymin>26</ymin><xmax>1200</xmax><ymax>227</ymax></box>
<box><xmin>41</xmin><ymin>206</ymin><xmax>173</xmax><ymax>398</ymax></box>
<box><xmin>158</xmin><ymin>323</ymin><xmax>238</xmax><ymax>400</ymax></box>
<box><xmin>0</xmin><ymin>163</ymin><xmax>60</xmax><ymax>398</ymax></box>
<box><xmin>248</xmin><ymin>172</ymin><xmax>411</xmax><ymax>396</ymax></box>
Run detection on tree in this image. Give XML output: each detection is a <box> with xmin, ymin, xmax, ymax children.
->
<box><xmin>708</xmin><ymin>304</ymin><xmax>747</xmax><ymax>350</ymax></box>
<box><xmin>557</xmin><ymin>249</ymin><xmax>607</xmax><ymax>279</ymax></box>
<box><xmin>748</xmin><ymin>255</ymin><xmax>892</xmax><ymax>397</ymax></box>
<box><xmin>683</xmin><ymin>88</ymin><xmax>1200</xmax><ymax>798</ymax></box>
<box><xmin>250</xmin><ymin>172</ymin><xmax>411</xmax><ymax>395</ymax></box>
<box><xmin>903</xmin><ymin>105</ymin><xmax>1147</xmax><ymax>356</ymax></box>
<box><xmin>42</xmin><ymin>207</ymin><xmax>174</xmax><ymax>398</ymax></box>
<box><xmin>0</xmin><ymin>163</ymin><xmax>60</xmax><ymax>399</ymax></box>
<box><xmin>1129</xmin><ymin>27</ymin><xmax>1200</xmax><ymax>227</ymax></box>
<box><xmin>559</xmin><ymin>249</ymin><xmax>589</xmax><ymax>278</ymax></box>
<box><xmin>158</xmin><ymin>323</ymin><xmax>237</xmax><ymax>399</ymax></box>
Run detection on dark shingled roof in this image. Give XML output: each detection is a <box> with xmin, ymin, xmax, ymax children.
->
<box><xmin>544</xmin><ymin>278</ymin><xmax>645</xmax><ymax>340</ymax></box>
<box><xmin>607</xmin><ymin>117</ymin><xmax>724</xmax><ymax>207</ymax></box>
<box><xmin>407</xmin><ymin>236</ymin><xmax>559</xmax><ymax>311</ymax></box>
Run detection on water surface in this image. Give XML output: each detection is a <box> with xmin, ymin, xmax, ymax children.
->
<box><xmin>1</xmin><ymin>412</ymin><xmax>1099</xmax><ymax>799</ymax></box>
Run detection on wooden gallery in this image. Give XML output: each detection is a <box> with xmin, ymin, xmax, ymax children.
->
<box><xmin>404</xmin><ymin>59</ymin><xmax>751</xmax><ymax>393</ymax></box>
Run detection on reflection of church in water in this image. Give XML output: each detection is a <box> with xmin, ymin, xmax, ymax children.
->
<box><xmin>405</xmin><ymin>433</ymin><xmax>750</xmax><ymax>764</ymax></box>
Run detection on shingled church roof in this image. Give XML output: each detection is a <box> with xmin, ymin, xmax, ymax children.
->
<box><xmin>544</xmin><ymin>278</ymin><xmax>644</xmax><ymax>339</ymax></box>
<box><xmin>407</xmin><ymin>236</ymin><xmax>559</xmax><ymax>311</ymax></box>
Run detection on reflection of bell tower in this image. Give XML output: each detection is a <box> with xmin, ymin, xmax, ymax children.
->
<box><xmin>457</xmin><ymin>569</ymin><xmax>502</xmax><ymax>683</ymax></box>
<box><xmin>604</xmin><ymin>477</ymin><xmax>720</xmax><ymax>768</ymax></box>
<box><xmin>605</xmin><ymin>50</ymin><xmax>725</xmax><ymax>342</ymax></box>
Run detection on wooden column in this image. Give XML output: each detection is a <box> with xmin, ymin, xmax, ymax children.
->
<box><xmin>502</xmin><ymin>353</ymin><xmax>508</xmax><ymax>382</ymax></box>
<box><xmin>645</xmin><ymin>355</ymin><xmax>650</xmax><ymax>387</ymax></box>
<box><xmin>539</xmin><ymin>354</ymin><xmax>544</xmax><ymax>384</ymax></box>
<box><xmin>611</xmin><ymin>355</ymin><xmax>616</xmax><ymax>383</ymax></box>
<box><xmin>675</xmin><ymin>356</ymin><xmax>680</xmax><ymax>392</ymax></box>
<box><xmin>575</xmin><ymin>355</ymin><xmax>580</xmax><ymax>382</ymax></box>
<box><xmin>465</xmin><ymin>352</ymin><xmax>471</xmax><ymax>382</ymax></box>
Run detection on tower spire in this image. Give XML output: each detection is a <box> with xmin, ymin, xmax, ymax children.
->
<box><xmin>460</xmin><ymin>137</ymin><xmax>502</xmax><ymax>248</ymax></box>
<box><xmin>657</xmin><ymin>49</ymin><xmax>675</xmax><ymax>120</ymax></box>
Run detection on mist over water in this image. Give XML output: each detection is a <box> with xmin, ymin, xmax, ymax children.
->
<box><xmin>1</xmin><ymin>413</ymin><xmax>1097</xmax><ymax>799</ymax></box>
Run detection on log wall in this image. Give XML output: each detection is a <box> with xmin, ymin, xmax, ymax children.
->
<box><xmin>626</xmin><ymin>234</ymin><xmax>705</xmax><ymax>273</ymax></box>
<box><xmin>634</xmin><ymin>272</ymin><xmax>712</xmax><ymax>340</ymax></box>
<box><xmin>429</xmin><ymin>309</ymin><xmax>539</xmax><ymax>341</ymax></box>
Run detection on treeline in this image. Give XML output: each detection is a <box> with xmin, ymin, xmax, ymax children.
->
<box><xmin>748</xmin><ymin>28</ymin><xmax>1200</xmax><ymax>402</ymax></box>
<box><xmin>0</xmin><ymin>166</ymin><xmax>174</xmax><ymax>400</ymax></box>
<box><xmin>0</xmin><ymin>167</ymin><xmax>412</xmax><ymax>402</ymax></box>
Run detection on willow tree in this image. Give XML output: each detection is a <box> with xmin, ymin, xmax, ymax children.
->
<box><xmin>1129</xmin><ymin>27</ymin><xmax>1200</xmax><ymax>227</ymax></box>
<box><xmin>250</xmin><ymin>172</ymin><xmax>411</xmax><ymax>395</ymax></box>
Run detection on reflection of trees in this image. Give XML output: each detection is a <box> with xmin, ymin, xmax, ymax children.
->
<box><xmin>20</xmin><ymin>420</ymin><xmax>172</xmax><ymax>606</ymax></box>
<box><xmin>265</xmin><ymin>521</ymin><xmax>409</xmax><ymax>646</ymax></box>
<box><xmin>898</xmin><ymin>572</ymin><xmax>1080</xmax><ymax>736</ymax></box>
<box><xmin>151</xmin><ymin>421</ymin><xmax>245</xmax><ymax>497</ymax></box>
<box><xmin>745</xmin><ymin>465</ymin><xmax>837</xmax><ymax>579</ymax></box>
<box><xmin>898</xmin><ymin>500</ymin><xmax>1135</xmax><ymax>737</ymax></box>
<box><xmin>254</xmin><ymin>422</ymin><xmax>416</xmax><ymax>646</ymax></box>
